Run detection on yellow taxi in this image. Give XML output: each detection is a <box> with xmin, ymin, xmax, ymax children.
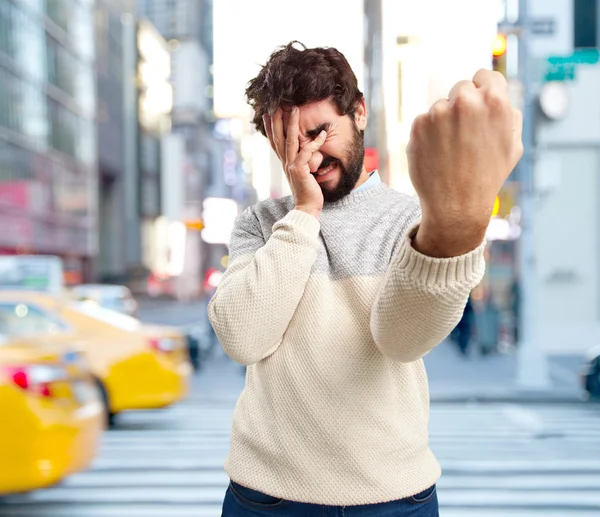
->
<box><xmin>0</xmin><ymin>337</ymin><xmax>104</xmax><ymax>494</ymax></box>
<box><xmin>0</xmin><ymin>292</ymin><xmax>192</xmax><ymax>427</ymax></box>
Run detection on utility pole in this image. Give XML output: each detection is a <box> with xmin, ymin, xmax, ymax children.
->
<box><xmin>363</xmin><ymin>0</ymin><xmax>388</xmax><ymax>183</ymax></box>
<box><xmin>515</xmin><ymin>0</ymin><xmax>551</xmax><ymax>389</ymax></box>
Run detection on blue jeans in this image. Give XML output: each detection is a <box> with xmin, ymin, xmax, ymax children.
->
<box><xmin>222</xmin><ymin>480</ymin><xmax>439</xmax><ymax>516</ymax></box>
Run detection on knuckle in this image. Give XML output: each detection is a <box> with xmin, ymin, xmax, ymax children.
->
<box><xmin>297</xmin><ymin>146</ymin><xmax>310</xmax><ymax>159</ymax></box>
<box><xmin>452</xmin><ymin>93</ymin><xmax>474</xmax><ymax>113</ymax></box>
<box><xmin>492</xmin><ymin>70</ymin><xmax>508</xmax><ymax>85</ymax></box>
<box><xmin>429</xmin><ymin>101</ymin><xmax>448</xmax><ymax>121</ymax></box>
<box><xmin>410</xmin><ymin>114</ymin><xmax>426</xmax><ymax>136</ymax></box>
<box><xmin>474</xmin><ymin>67</ymin><xmax>489</xmax><ymax>79</ymax></box>
<box><xmin>306</xmin><ymin>142</ymin><xmax>320</xmax><ymax>153</ymax></box>
<box><xmin>484</xmin><ymin>90</ymin><xmax>509</xmax><ymax>110</ymax></box>
<box><xmin>430</xmin><ymin>100</ymin><xmax>446</xmax><ymax>113</ymax></box>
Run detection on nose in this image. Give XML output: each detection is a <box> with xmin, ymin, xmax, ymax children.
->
<box><xmin>308</xmin><ymin>152</ymin><xmax>324</xmax><ymax>173</ymax></box>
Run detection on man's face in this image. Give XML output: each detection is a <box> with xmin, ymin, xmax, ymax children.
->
<box><xmin>281</xmin><ymin>99</ymin><xmax>366</xmax><ymax>203</ymax></box>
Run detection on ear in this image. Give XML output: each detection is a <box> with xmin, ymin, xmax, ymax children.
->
<box><xmin>354</xmin><ymin>97</ymin><xmax>367</xmax><ymax>131</ymax></box>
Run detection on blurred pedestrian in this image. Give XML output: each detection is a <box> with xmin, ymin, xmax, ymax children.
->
<box><xmin>477</xmin><ymin>293</ymin><xmax>501</xmax><ymax>356</ymax></box>
<box><xmin>209</xmin><ymin>41</ymin><xmax>522</xmax><ymax>516</ymax></box>
<box><xmin>455</xmin><ymin>295</ymin><xmax>475</xmax><ymax>357</ymax></box>
<box><xmin>510</xmin><ymin>278</ymin><xmax>521</xmax><ymax>345</ymax></box>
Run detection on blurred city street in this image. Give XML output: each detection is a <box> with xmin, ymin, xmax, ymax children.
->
<box><xmin>139</xmin><ymin>297</ymin><xmax>588</xmax><ymax>403</ymax></box>
<box><xmin>1</xmin><ymin>323</ymin><xmax>599</xmax><ymax>516</ymax></box>
<box><xmin>2</xmin><ymin>0</ymin><xmax>600</xmax><ymax>515</ymax></box>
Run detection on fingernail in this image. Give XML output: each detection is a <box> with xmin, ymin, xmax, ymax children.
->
<box><xmin>292</xmin><ymin>106</ymin><xmax>297</xmax><ymax>113</ymax></box>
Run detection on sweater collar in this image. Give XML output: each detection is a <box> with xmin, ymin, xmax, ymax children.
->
<box><xmin>322</xmin><ymin>182</ymin><xmax>389</xmax><ymax>210</ymax></box>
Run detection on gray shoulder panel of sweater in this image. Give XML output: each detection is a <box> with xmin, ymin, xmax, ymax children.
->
<box><xmin>230</xmin><ymin>184</ymin><xmax>422</xmax><ymax>280</ymax></box>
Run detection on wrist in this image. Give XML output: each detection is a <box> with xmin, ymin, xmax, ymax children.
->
<box><xmin>412</xmin><ymin>219</ymin><xmax>487</xmax><ymax>258</ymax></box>
<box><xmin>295</xmin><ymin>205</ymin><xmax>322</xmax><ymax>220</ymax></box>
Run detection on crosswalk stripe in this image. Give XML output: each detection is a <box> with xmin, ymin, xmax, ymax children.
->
<box><xmin>59</xmin><ymin>471</ymin><xmax>230</xmax><ymax>487</ymax></box>
<box><xmin>3</xmin><ymin>487</ymin><xmax>227</xmax><ymax>504</ymax></box>
<box><xmin>438</xmin><ymin>489</ymin><xmax>600</xmax><ymax>509</ymax></box>
<box><xmin>0</xmin><ymin>504</ymin><xmax>223</xmax><ymax>517</ymax></box>
<box><xmin>2</xmin><ymin>357</ymin><xmax>600</xmax><ymax>517</ymax></box>
<box><xmin>37</xmin><ymin>472</ymin><xmax>600</xmax><ymax>491</ymax></box>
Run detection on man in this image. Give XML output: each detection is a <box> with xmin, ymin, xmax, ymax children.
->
<box><xmin>209</xmin><ymin>41</ymin><xmax>523</xmax><ymax>516</ymax></box>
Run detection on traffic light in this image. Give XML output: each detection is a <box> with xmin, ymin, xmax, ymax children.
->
<box><xmin>492</xmin><ymin>34</ymin><xmax>507</xmax><ymax>77</ymax></box>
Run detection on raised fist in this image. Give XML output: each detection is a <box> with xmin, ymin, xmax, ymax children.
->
<box><xmin>408</xmin><ymin>69</ymin><xmax>523</xmax><ymax>257</ymax></box>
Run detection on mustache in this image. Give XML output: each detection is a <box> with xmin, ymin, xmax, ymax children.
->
<box><xmin>318</xmin><ymin>156</ymin><xmax>338</xmax><ymax>171</ymax></box>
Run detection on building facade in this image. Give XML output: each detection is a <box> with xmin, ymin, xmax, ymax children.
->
<box><xmin>95</xmin><ymin>0</ymin><xmax>131</xmax><ymax>283</ymax></box>
<box><xmin>0</xmin><ymin>0</ymin><xmax>98</xmax><ymax>284</ymax></box>
<box><xmin>137</xmin><ymin>0</ymin><xmax>224</xmax><ymax>299</ymax></box>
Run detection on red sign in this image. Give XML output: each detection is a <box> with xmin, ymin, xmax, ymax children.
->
<box><xmin>0</xmin><ymin>182</ymin><xmax>30</xmax><ymax>208</ymax></box>
<box><xmin>364</xmin><ymin>148</ymin><xmax>379</xmax><ymax>173</ymax></box>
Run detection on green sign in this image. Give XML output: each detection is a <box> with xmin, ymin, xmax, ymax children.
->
<box><xmin>544</xmin><ymin>49</ymin><xmax>600</xmax><ymax>82</ymax></box>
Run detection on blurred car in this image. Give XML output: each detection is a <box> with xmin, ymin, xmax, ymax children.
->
<box><xmin>0</xmin><ymin>336</ymin><xmax>103</xmax><ymax>494</ymax></box>
<box><xmin>0</xmin><ymin>254</ymin><xmax>65</xmax><ymax>294</ymax></box>
<box><xmin>71</xmin><ymin>284</ymin><xmax>139</xmax><ymax>318</ymax></box>
<box><xmin>0</xmin><ymin>292</ymin><xmax>192</xmax><ymax>427</ymax></box>
<box><xmin>582</xmin><ymin>344</ymin><xmax>600</xmax><ymax>400</ymax></box>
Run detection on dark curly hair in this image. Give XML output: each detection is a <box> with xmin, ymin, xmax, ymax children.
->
<box><xmin>246</xmin><ymin>41</ymin><xmax>364</xmax><ymax>136</ymax></box>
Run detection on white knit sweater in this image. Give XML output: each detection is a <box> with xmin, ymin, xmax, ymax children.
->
<box><xmin>208</xmin><ymin>183</ymin><xmax>485</xmax><ymax>506</ymax></box>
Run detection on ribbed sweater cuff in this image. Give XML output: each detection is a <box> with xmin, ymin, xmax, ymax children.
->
<box><xmin>395</xmin><ymin>223</ymin><xmax>486</xmax><ymax>288</ymax></box>
<box><xmin>274</xmin><ymin>209</ymin><xmax>321</xmax><ymax>238</ymax></box>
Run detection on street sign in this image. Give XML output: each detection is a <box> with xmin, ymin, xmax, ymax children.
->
<box><xmin>544</xmin><ymin>49</ymin><xmax>600</xmax><ymax>82</ymax></box>
<box><xmin>531</xmin><ymin>18</ymin><xmax>555</xmax><ymax>36</ymax></box>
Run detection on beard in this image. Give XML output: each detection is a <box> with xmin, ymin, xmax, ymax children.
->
<box><xmin>319</xmin><ymin>125</ymin><xmax>365</xmax><ymax>204</ymax></box>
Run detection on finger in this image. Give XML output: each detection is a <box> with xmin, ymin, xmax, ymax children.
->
<box><xmin>262</xmin><ymin>114</ymin><xmax>278</xmax><ymax>155</ymax></box>
<box><xmin>296</xmin><ymin>130</ymin><xmax>327</xmax><ymax>166</ymax></box>
<box><xmin>271</xmin><ymin>108</ymin><xmax>285</xmax><ymax>161</ymax></box>
<box><xmin>511</xmin><ymin>108</ymin><xmax>524</xmax><ymax>167</ymax></box>
<box><xmin>512</xmin><ymin>108</ymin><xmax>523</xmax><ymax>135</ymax></box>
<box><xmin>285</xmin><ymin>107</ymin><xmax>300</xmax><ymax>164</ymax></box>
<box><xmin>448</xmin><ymin>80</ymin><xmax>476</xmax><ymax>106</ymax></box>
<box><xmin>428</xmin><ymin>98</ymin><xmax>449</xmax><ymax>121</ymax></box>
<box><xmin>307</xmin><ymin>151</ymin><xmax>324</xmax><ymax>173</ymax></box>
<box><xmin>473</xmin><ymin>68</ymin><xmax>508</xmax><ymax>92</ymax></box>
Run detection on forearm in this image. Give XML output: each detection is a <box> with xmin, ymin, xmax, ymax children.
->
<box><xmin>370</xmin><ymin>224</ymin><xmax>485</xmax><ymax>362</ymax></box>
<box><xmin>413</xmin><ymin>214</ymin><xmax>489</xmax><ymax>258</ymax></box>
<box><xmin>208</xmin><ymin>210</ymin><xmax>319</xmax><ymax>365</ymax></box>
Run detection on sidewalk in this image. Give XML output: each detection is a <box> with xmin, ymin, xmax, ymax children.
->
<box><xmin>425</xmin><ymin>340</ymin><xmax>588</xmax><ymax>403</ymax></box>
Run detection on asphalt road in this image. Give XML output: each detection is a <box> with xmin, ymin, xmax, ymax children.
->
<box><xmin>2</xmin><ymin>354</ymin><xmax>600</xmax><ymax>517</ymax></box>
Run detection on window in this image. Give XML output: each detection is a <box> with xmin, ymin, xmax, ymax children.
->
<box><xmin>45</xmin><ymin>0</ymin><xmax>70</xmax><ymax>33</ymax></box>
<box><xmin>0</xmin><ymin>0</ymin><xmax>14</xmax><ymax>57</ymax></box>
<box><xmin>0</xmin><ymin>302</ymin><xmax>69</xmax><ymax>338</ymax></box>
<box><xmin>20</xmin><ymin>0</ymin><xmax>44</xmax><ymax>15</ymax></box>
<box><xmin>48</xmin><ymin>99</ymin><xmax>82</xmax><ymax>158</ymax></box>
<box><xmin>0</xmin><ymin>68</ymin><xmax>9</xmax><ymax>130</ymax></box>
<box><xmin>21</xmin><ymin>82</ymin><xmax>49</xmax><ymax>149</ymax></box>
<box><xmin>15</xmin><ymin>7</ymin><xmax>46</xmax><ymax>82</ymax></box>
<box><xmin>71</xmin><ymin>2</ymin><xmax>94</xmax><ymax>60</ymax></box>
<box><xmin>46</xmin><ymin>35</ymin><xmax>76</xmax><ymax>97</ymax></box>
